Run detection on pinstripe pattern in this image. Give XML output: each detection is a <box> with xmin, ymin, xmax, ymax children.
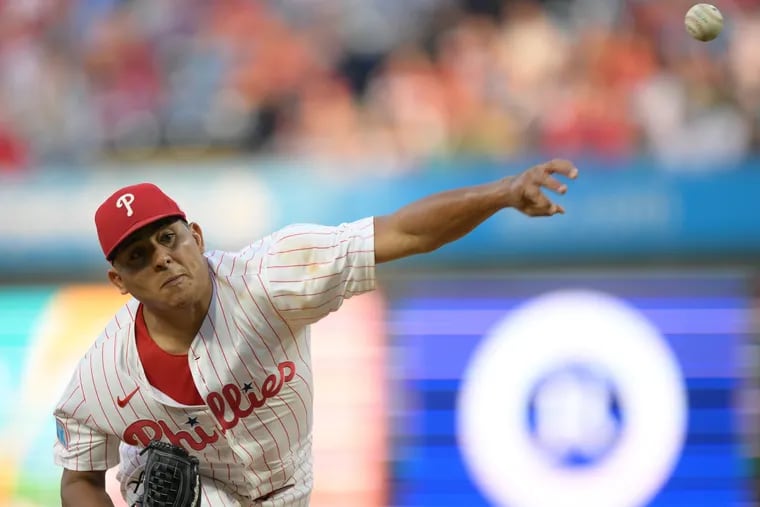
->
<box><xmin>54</xmin><ymin>217</ymin><xmax>376</xmax><ymax>505</ymax></box>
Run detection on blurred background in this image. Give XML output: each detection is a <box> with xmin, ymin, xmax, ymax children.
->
<box><xmin>0</xmin><ymin>0</ymin><xmax>759</xmax><ymax>505</ymax></box>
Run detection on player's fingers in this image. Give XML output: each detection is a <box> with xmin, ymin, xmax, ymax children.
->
<box><xmin>543</xmin><ymin>159</ymin><xmax>579</xmax><ymax>179</ymax></box>
<box><xmin>541</xmin><ymin>174</ymin><xmax>568</xmax><ymax>195</ymax></box>
<box><xmin>534</xmin><ymin>202</ymin><xmax>563</xmax><ymax>216</ymax></box>
<box><xmin>541</xmin><ymin>201</ymin><xmax>564</xmax><ymax>216</ymax></box>
<box><xmin>526</xmin><ymin>202</ymin><xmax>563</xmax><ymax>217</ymax></box>
<box><xmin>522</xmin><ymin>186</ymin><xmax>564</xmax><ymax>215</ymax></box>
<box><xmin>526</xmin><ymin>189</ymin><xmax>555</xmax><ymax>215</ymax></box>
<box><xmin>535</xmin><ymin>186</ymin><xmax>567</xmax><ymax>215</ymax></box>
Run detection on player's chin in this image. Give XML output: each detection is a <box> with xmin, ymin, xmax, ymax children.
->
<box><xmin>162</xmin><ymin>295</ymin><xmax>196</xmax><ymax>310</ymax></box>
<box><xmin>158</xmin><ymin>283</ymin><xmax>196</xmax><ymax>307</ymax></box>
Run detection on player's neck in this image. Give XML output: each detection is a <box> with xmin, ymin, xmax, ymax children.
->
<box><xmin>142</xmin><ymin>284</ymin><xmax>213</xmax><ymax>354</ymax></box>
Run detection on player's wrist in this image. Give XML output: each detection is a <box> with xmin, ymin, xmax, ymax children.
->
<box><xmin>495</xmin><ymin>177</ymin><xmax>520</xmax><ymax>210</ymax></box>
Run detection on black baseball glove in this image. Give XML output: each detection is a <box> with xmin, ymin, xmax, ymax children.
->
<box><xmin>130</xmin><ymin>440</ymin><xmax>202</xmax><ymax>507</ymax></box>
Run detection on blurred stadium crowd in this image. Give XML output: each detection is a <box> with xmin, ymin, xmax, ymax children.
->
<box><xmin>1</xmin><ymin>0</ymin><xmax>759</xmax><ymax>173</ymax></box>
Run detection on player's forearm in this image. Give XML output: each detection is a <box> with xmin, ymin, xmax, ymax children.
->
<box><xmin>62</xmin><ymin>485</ymin><xmax>114</xmax><ymax>507</ymax></box>
<box><xmin>61</xmin><ymin>473</ymin><xmax>114</xmax><ymax>507</ymax></box>
<box><xmin>374</xmin><ymin>179</ymin><xmax>510</xmax><ymax>263</ymax></box>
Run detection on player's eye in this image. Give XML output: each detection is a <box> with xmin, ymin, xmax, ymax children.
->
<box><xmin>128</xmin><ymin>248</ymin><xmax>145</xmax><ymax>262</ymax></box>
<box><xmin>158</xmin><ymin>231</ymin><xmax>176</xmax><ymax>245</ymax></box>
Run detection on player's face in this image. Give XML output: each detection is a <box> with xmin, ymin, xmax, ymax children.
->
<box><xmin>107</xmin><ymin>219</ymin><xmax>211</xmax><ymax>310</ymax></box>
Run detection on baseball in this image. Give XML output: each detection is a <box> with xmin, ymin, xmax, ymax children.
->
<box><xmin>685</xmin><ymin>3</ymin><xmax>724</xmax><ymax>41</ymax></box>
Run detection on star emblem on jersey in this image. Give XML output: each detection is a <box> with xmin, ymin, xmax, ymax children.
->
<box><xmin>117</xmin><ymin>386</ymin><xmax>140</xmax><ymax>408</ymax></box>
<box><xmin>122</xmin><ymin>361</ymin><xmax>296</xmax><ymax>449</ymax></box>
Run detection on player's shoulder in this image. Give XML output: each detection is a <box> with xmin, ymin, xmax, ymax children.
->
<box><xmin>276</xmin><ymin>218</ymin><xmax>373</xmax><ymax>236</ymax></box>
<box><xmin>83</xmin><ymin>299</ymin><xmax>139</xmax><ymax>361</ymax></box>
<box><xmin>204</xmin><ymin>218</ymin><xmax>374</xmax><ymax>277</ymax></box>
<box><xmin>204</xmin><ymin>240</ymin><xmax>266</xmax><ymax>278</ymax></box>
<box><xmin>202</xmin><ymin>224</ymin><xmax>319</xmax><ymax>276</ymax></box>
<box><xmin>269</xmin><ymin>218</ymin><xmax>374</xmax><ymax>246</ymax></box>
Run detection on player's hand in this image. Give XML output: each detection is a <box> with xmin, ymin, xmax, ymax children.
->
<box><xmin>504</xmin><ymin>159</ymin><xmax>578</xmax><ymax>217</ymax></box>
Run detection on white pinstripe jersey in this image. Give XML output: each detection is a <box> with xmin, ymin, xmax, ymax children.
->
<box><xmin>53</xmin><ymin>217</ymin><xmax>376</xmax><ymax>506</ymax></box>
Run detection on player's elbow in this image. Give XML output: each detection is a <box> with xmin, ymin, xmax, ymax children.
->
<box><xmin>375</xmin><ymin>233</ymin><xmax>438</xmax><ymax>263</ymax></box>
<box><xmin>374</xmin><ymin>216</ymin><xmax>442</xmax><ymax>263</ymax></box>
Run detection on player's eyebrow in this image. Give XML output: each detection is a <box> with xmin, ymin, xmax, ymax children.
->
<box><xmin>109</xmin><ymin>217</ymin><xmax>185</xmax><ymax>261</ymax></box>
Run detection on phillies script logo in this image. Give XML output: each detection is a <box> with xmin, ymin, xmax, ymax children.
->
<box><xmin>123</xmin><ymin>361</ymin><xmax>296</xmax><ymax>451</ymax></box>
<box><xmin>116</xmin><ymin>193</ymin><xmax>135</xmax><ymax>216</ymax></box>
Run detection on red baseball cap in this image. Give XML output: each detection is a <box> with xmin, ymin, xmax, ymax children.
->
<box><xmin>95</xmin><ymin>183</ymin><xmax>187</xmax><ymax>260</ymax></box>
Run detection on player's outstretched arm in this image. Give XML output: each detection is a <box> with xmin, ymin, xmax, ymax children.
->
<box><xmin>61</xmin><ymin>469</ymin><xmax>114</xmax><ymax>507</ymax></box>
<box><xmin>373</xmin><ymin>159</ymin><xmax>578</xmax><ymax>264</ymax></box>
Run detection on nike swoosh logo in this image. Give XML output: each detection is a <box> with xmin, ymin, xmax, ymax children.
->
<box><xmin>117</xmin><ymin>386</ymin><xmax>140</xmax><ymax>408</ymax></box>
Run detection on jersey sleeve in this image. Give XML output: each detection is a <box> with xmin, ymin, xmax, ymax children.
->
<box><xmin>53</xmin><ymin>366</ymin><xmax>120</xmax><ymax>471</ymax></box>
<box><xmin>260</xmin><ymin>217</ymin><xmax>376</xmax><ymax>325</ymax></box>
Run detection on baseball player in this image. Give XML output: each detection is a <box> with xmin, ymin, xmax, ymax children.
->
<box><xmin>53</xmin><ymin>159</ymin><xmax>578</xmax><ymax>506</ymax></box>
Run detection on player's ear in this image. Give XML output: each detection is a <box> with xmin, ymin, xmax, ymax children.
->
<box><xmin>108</xmin><ymin>268</ymin><xmax>129</xmax><ymax>295</ymax></box>
<box><xmin>188</xmin><ymin>222</ymin><xmax>205</xmax><ymax>251</ymax></box>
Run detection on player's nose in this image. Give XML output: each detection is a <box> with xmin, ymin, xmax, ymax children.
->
<box><xmin>151</xmin><ymin>245</ymin><xmax>173</xmax><ymax>269</ymax></box>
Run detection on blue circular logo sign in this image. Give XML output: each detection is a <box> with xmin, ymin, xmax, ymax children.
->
<box><xmin>457</xmin><ymin>289</ymin><xmax>687</xmax><ymax>507</ymax></box>
<box><xmin>526</xmin><ymin>363</ymin><xmax>623</xmax><ymax>467</ymax></box>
